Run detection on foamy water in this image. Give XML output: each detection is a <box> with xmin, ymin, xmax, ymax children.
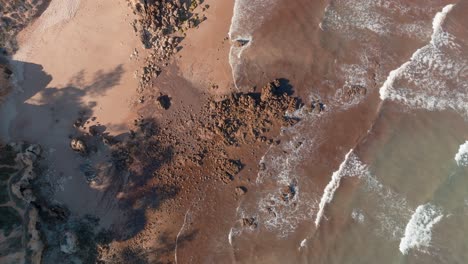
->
<box><xmin>379</xmin><ymin>4</ymin><xmax>468</xmax><ymax>118</ymax></box>
<box><xmin>221</xmin><ymin>0</ymin><xmax>468</xmax><ymax>262</ymax></box>
<box><xmin>455</xmin><ymin>141</ymin><xmax>468</xmax><ymax>167</ymax></box>
<box><xmin>321</xmin><ymin>0</ymin><xmax>433</xmax><ymax>40</ymax></box>
<box><xmin>399</xmin><ymin>203</ymin><xmax>444</xmax><ymax>255</ymax></box>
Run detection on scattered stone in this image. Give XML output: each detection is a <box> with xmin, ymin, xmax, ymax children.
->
<box><xmin>73</xmin><ymin>118</ymin><xmax>83</xmax><ymax>128</ymax></box>
<box><xmin>346</xmin><ymin>84</ymin><xmax>367</xmax><ymax>97</ymax></box>
<box><xmin>127</xmin><ymin>0</ymin><xmax>207</xmax><ymax>89</ymax></box>
<box><xmin>214</xmin><ymin>158</ymin><xmax>243</xmax><ymax>183</ymax></box>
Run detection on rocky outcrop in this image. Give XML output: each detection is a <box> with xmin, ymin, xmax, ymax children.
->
<box><xmin>127</xmin><ymin>0</ymin><xmax>207</xmax><ymax>89</ymax></box>
<box><xmin>0</xmin><ymin>142</ymin><xmax>45</xmax><ymax>264</ymax></box>
<box><xmin>0</xmin><ymin>62</ymin><xmax>13</xmax><ymax>100</ymax></box>
<box><xmin>0</xmin><ymin>0</ymin><xmax>51</xmax><ymax>54</ymax></box>
<box><xmin>204</xmin><ymin>79</ymin><xmax>300</xmax><ymax>146</ymax></box>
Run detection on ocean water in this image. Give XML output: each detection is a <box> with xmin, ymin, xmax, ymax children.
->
<box><xmin>224</xmin><ymin>0</ymin><xmax>468</xmax><ymax>263</ymax></box>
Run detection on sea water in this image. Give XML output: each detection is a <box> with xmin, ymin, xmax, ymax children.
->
<box><xmin>225</xmin><ymin>0</ymin><xmax>468</xmax><ymax>263</ymax></box>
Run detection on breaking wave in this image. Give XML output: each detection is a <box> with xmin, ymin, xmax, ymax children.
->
<box><xmin>455</xmin><ymin>141</ymin><xmax>468</xmax><ymax>167</ymax></box>
<box><xmin>379</xmin><ymin>4</ymin><xmax>468</xmax><ymax>118</ymax></box>
<box><xmin>315</xmin><ymin>149</ymin><xmax>367</xmax><ymax>227</ymax></box>
<box><xmin>399</xmin><ymin>203</ymin><xmax>444</xmax><ymax>255</ymax></box>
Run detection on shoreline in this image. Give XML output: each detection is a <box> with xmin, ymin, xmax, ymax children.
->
<box><xmin>1</xmin><ymin>0</ymin><xmax>467</xmax><ymax>263</ymax></box>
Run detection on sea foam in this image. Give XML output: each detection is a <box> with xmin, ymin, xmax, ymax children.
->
<box><xmin>399</xmin><ymin>203</ymin><xmax>443</xmax><ymax>255</ymax></box>
<box><xmin>321</xmin><ymin>0</ymin><xmax>433</xmax><ymax>40</ymax></box>
<box><xmin>455</xmin><ymin>141</ymin><xmax>468</xmax><ymax>167</ymax></box>
<box><xmin>379</xmin><ymin>4</ymin><xmax>468</xmax><ymax>118</ymax></box>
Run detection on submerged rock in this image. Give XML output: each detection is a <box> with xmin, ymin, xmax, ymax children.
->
<box><xmin>60</xmin><ymin>231</ymin><xmax>78</xmax><ymax>254</ymax></box>
<box><xmin>241</xmin><ymin>217</ymin><xmax>257</xmax><ymax>229</ymax></box>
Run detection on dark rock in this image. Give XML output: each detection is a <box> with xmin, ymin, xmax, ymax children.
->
<box><xmin>235</xmin><ymin>186</ymin><xmax>247</xmax><ymax>196</ymax></box>
<box><xmin>157</xmin><ymin>93</ymin><xmax>171</xmax><ymax>110</ymax></box>
<box><xmin>241</xmin><ymin>217</ymin><xmax>257</xmax><ymax>228</ymax></box>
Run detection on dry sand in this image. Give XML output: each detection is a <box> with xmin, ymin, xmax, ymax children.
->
<box><xmin>0</xmin><ymin>0</ymin><xmax>143</xmax><ymax>227</ymax></box>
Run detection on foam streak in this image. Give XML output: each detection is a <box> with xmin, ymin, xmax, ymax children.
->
<box><xmin>315</xmin><ymin>149</ymin><xmax>354</xmax><ymax>227</ymax></box>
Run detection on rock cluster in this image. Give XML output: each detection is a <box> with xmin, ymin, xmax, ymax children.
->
<box><xmin>203</xmin><ymin>79</ymin><xmax>300</xmax><ymax>146</ymax></box>
<box><xmin>0</xmin><ymin>143</ymin><xmax>45</xmax><ymax>264</ymax></box>
<box><xmin>127</xmin><ymin>0</ymin><xmax>207</xmax><ymax>89</ymax></box>
<box><xmin>0</xmin><ymin>0</ymin><xmax>50</xmax><ymax>54</ymax></box>
<box><xmin>213</xmin><ymin>157</ymin><xmax>243</xmax><ymax>183</ymax></box>
<box><xmin>70</xmin><ymin>138</ymin><xmax>88</xmax><ymax>154</ymax></box>
<box><xmin>0</xmin><ymin>61</ymin><xmax>13</xmax><ymax>99</ymax></box>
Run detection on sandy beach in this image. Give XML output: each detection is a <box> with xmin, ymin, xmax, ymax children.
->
<box><xmin>1</xmin><ymin>0</ymin><xmax>467</xmax><ymax>263</ymax></box>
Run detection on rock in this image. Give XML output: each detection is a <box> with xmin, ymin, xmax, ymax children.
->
<box><xmin>233</xmin><ymin>39</ymin><xmax>249</xmax><ymax>48</ymax></box>
<box><xmin>157</xmin><ymin>93</ymin><xmax>171</xmax><ymax>110</ymax></box>
<box><xmin>73</xmin><ymin>118</ymin><xmax>83</xmax><ymax>128</ymax></box>
<box><xmin>241</xmin><ymin>217</ymin><xmax>257</xmax><ymax>228</ymax></box>
<box><xmin>235</xmin><ymin>186</ymin><xmax>247</xmax><ymax>196</ymax></box>
<box><xmin>26</xmin><ymin>144</ymin><xmax>42</xmax><ymax>158</ymax></box>
<box><xmin>79</xmin><ymin>163</ymin><xmax>97</xmax><ymax>182</ymax></box>
<box><xmin>280</xmin><ymin>184</ymin><xmax>296</xmax><ymax>202</ymax></box>
<box><xmin>60</xmin><ymin>231</ymin><xmax>78</xmax><ymax>254</ymax></box>
<box><xmin>70</xmin><ymin>138</ymin><xmax>87</xmax><ymax>154</ymax></box>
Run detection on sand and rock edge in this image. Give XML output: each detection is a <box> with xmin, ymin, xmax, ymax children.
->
<box><xmin>1</xmin><ymin>52</ymin><xmax>310</xmax><ymax>263</ymax></box>
<box><xmin>0</xmin><ymin>1</ymin><xmax>322</xmax><ymax>263</ymax></box>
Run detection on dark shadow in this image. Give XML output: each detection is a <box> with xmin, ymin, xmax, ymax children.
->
<box><xmin>1</xmin><ymin>60</ymin><xmax>189</xmax><ymax>262</ymax></box>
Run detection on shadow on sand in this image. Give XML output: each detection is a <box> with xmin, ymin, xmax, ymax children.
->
<box><xmin>1</xmin><ymin>60</ymin><xmax>194</xmax><ymax>263</ymax></box>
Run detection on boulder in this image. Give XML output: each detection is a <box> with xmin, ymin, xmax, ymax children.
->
<box><xmin>70</xmin><ymin>138</ymin><xmax>87</xmax><ymax>154</ymax></box>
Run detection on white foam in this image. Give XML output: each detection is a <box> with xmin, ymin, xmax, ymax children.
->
<box><xmin>228</xmin><ymin>227</ymin><xmax>235</xmax><ymax>245</ymax></box>
<box><xmin>360</xmin><ymin>172</ymin><xmax>412</xmax><ymax>239</ymax></box>
<box><xmin>378</xmin><ymin>5</ymin><xmax>468</xmax><ymax>118</ymax></box>
<box><xmin>455</xmin><ymin>141</ymin><xmax>468</xmax><ymax>167</ymax></box>
<box><xmin>238</xmin><ymin>134</ymin><xmax>321</xmax><ymax>237</ymax></box>
<box><xmin>351</xmin><ymin>209</ymin><xmax>365</xmax><ymax>223</ymax></box>
<box><xmin>399</xmin><ymin>203</ymin><xmax>444</xmax><ymax>255</ymax></box>
<box><xmin>175</xmin><ymin>209</ymin><xmax>191</xmax><ymax>264</ymax></box>
<box><xmin>320</xmin><ymin>0</ymin><xmax>432</xmax><ymax>40</ymax></box>
<box><xmin>315</xmin><ymin>150</ymin><xmax>368</xmax><ymax>227</ymax></box>
<box><xmin>299</xmin><ymin>238</ymin><xmax>307</xmax><ymax>250</ymax></box>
